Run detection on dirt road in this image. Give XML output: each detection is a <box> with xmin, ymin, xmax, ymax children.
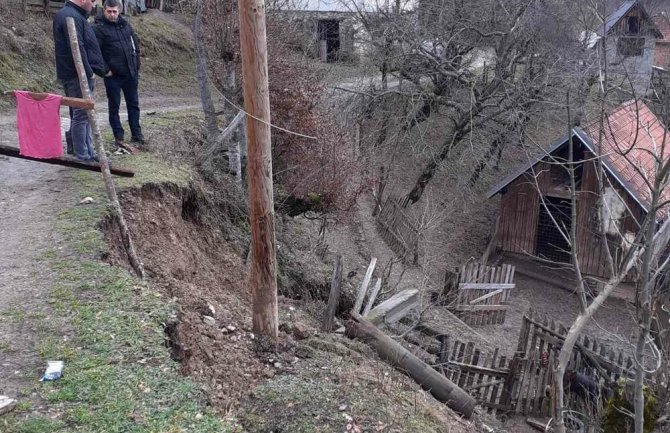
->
<box><xmin>0</xmin><ymin>97</ymin><xmax>199</xmax><ymax>401</ymax></box>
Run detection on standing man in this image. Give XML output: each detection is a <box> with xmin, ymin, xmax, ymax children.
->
<box><xmin>94</xmin><ymin>0</ymin><xmax>145</xmax><ymax>148</ymax></box>
<box><xmin>53</xmin><ymin>0</ymin><xmax>109</xmax><ymax>161</ymax></box>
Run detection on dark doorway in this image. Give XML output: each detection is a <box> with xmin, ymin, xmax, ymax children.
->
<box><xmin>535</xmin><ymin>196</ymin><xmax>572</xmax><ymax>263</ymax></box>
<box><xmin>317</xmin><ymin>19</ymin><xmax>340</xmax><ymax>62</ymax></box>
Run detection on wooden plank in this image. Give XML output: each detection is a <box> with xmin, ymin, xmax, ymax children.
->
<box><xmin>7</xmin><ymin>91</ymin><xmax>94</xmax><ymax>109</ymax></box>
<box><xmin>466</xmin><ymin>379</ymin><xmax>504</xmax><ymax>392</ymax></box>
<box><xmin>459</xmin><ymin>283</ymin><xmax>515</xmax><ymax>290</ymax></box>
<box><xmin>366</xmin><ymin>289</ymin><xmax>418</xmax><ymax>325</ymax></box>
<box><xmin>352</xmin><ymin>257</ymin><xmax>377</xmax><ymax>314</ymax></box>
<box><xmin>458</xmin><ymin>342</ymin><xmax>475</xmax><ymax>388</ymax></box>
<box><xmin>447</xmin><ymin>361</ymin><xmax>509</xmax><ymax>378</ymax></box>
<box><xmin>490</xmin><ymin>356</ymin><xmax>506</xmax><ymax>413</ymax></box>
<box><xmin>454</xmin><ymin>304</ymin><xmax>509</xmax><ymax>312</ymax></box>
<box><xmin>0</xmin><ymin>144</ymin><xmax>134</xmax><ymax>177</ymax></box>
<box><xmin>467</xmin><ymin>349</ymin><xmax>481</xmax><ymax>389</ymax></box>
<box><xmin>362</xmin><ymin>277</ymin><xmax>383</xmax><ymax>316</ymax></box>
<box><xmin>484</xmin><ymin>348</ymin><xmax>499</xmax><ymax>407</ymax></box>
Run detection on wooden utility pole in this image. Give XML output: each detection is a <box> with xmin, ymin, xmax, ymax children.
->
<box><xmin>237</xmin><ymin>0</ymin><xmax>278</xmax><ymax>338</ymax></box>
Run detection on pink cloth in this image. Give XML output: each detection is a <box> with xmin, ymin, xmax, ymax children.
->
<box><xmin>14</xmin><ymin>91</ymin><xmax>63</xmax><ymax>159</ymax></box>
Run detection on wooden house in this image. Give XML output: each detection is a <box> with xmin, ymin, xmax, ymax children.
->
<box><xmin>487</xmin><ymin>101</ymin><xmax>669</xmax><ymax>279</ymax></box>
<box><xmin>583</xmin><ymin>1</ymin><xmax>663</xmax><ymax>94</ymax></box>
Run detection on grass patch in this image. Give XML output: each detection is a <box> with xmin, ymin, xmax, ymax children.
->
<box><xmin>2</xmin><ymin>134</ymin><xmax>231</xmax><ymax>433</ymax></box>
<box><xmin>241</xmin><ymin>363</ymin><xmax>449</xmax><ymax>433</ymax></box>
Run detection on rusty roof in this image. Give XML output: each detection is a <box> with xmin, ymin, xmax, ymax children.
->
<box><xmin>488</xmin><ymin>101</ymin><xmax>670</xmax><ymax>215</ymax></box>
<box><xmin>582</xmin><ymin>100</ymin><xmax>670</xmax><ymax>212</ymax></box>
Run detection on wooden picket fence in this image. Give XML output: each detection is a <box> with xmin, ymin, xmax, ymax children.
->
<box><xmin>436</xmin><ymin>336</ymin><xmax>512</xmax><ymax>413</ymax></box>
<box><xmin>444</xmin><ymin>261</ymin><xmax>515</xmax><ymax>326</ymax></box>
<box><xmin>376</xmin><ymin>196</ymin><xmax>419</xmax><ymax>265</ymax></box>
<box><xmin>511</xmin><ymin>310</ymin><xmax>643</xmax><ymax>417</ymax></box>
<box><xmin>421</xmin><ymin>310</ymin><xmax>648</xmax><ymax>418</ymax></box>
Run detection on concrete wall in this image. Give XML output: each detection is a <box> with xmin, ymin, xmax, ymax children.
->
<box><xmin>274</xmin><ymin>11</ymin><xmax>362</xmax><ymax>62</ymax></box>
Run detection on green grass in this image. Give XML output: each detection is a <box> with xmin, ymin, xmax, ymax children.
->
<box><xmin>1</xmin><ymin>129</ymin><xmax>232</xmax><ymax>433</ymax></box>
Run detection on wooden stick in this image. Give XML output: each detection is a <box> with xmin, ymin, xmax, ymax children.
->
<box><xmin>353</xmin><ymin>257</ymin><xmax>377</xmax><ymax>314</ymax></box>
<box><xmin>321</xmin><ymin>255</ymin><xmax>343</xmax><ymax>332</ymax></box>
<box><xmin>345</xmin><ymin>313</ymin><xmax>476</xmax><ymax>418</ymax></box>
<box><xmin>362</xmin><ymin>277</ymin><xmax>382</xmax><ymax>316</ymax></box>
<box><xmin>66</xmin><ymin>17</ymin><xmax>144</xmax><ymax>279</ymax></box>
<box><xmin>4</xmin><ymin>91</ymin><xmax>94</xmax><ymax>109</ymax></box>
<box><xmin>0</xmin><ymin>144</ymin><xmax>134</xmax><ymax>177</ymax></box>
<box><xmin>238</xmin><ymin>0</ymin><xmax>278</xmax><ymax>338</ymax></box>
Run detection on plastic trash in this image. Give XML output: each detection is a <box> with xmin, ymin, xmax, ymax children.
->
<box><xmin>40</xmin><ymin>361</ymin><xmax>64</xmax><ymax>381</ymax></box>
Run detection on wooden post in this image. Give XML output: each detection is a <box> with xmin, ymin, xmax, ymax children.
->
<box><xmin>238</xmin><ymin>0</ymin><xmax>278</xmax><ymax>338</ymax></box>
<box><xmin>346</xmin><ymin>313</ymin><xmax>476</xmax><ymax>418</ymax></box>
<box><xmin>66</xmin><ymin>17</ymin><xmax>145</xmax><ymax>279</ymax></box>
<box><xmin>321</xmin><ymin>255</ymin><xmax>343</xmax><ymax>332</ymax></box>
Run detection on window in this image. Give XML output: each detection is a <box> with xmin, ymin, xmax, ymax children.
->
<box><xmin>617</xmin><ymin>37</ymin><xmax>645</xmax><ymax>57</ymax></box>
<box><xmin>627</xmin><ymin>16</ymin><xmax>640</xmax><ymax>34</ymax></box>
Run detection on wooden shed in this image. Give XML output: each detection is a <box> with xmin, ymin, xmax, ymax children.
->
<box><xmin>487</xmin><ymin>101</ymin><xmax>669</xmax><ymax>279</ymax></box>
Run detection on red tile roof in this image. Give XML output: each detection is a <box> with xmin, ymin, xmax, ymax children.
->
<box><xmin>583</xmin><ymin>100</ymin><xmax>670</xmax><ymax>213</ymax></box>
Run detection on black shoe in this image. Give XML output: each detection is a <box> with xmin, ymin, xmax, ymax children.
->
<box><xmin>114</xmin><ymin>137</ymin><xmax>125</xmax><ymax>149</ymax></box>
<box><xmin>130</xmin><ymin>136</ymin><xmax>145</xmax><ymax>145</ymax></box>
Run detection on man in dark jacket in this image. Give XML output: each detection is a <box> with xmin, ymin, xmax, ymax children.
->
<box><xmin>94</xmin><ymin>0</ymin><xmax>144</xmax><ymax>147</ymax></box>
<box><xmin>53</xmin><ymin>0</ymin><xmax>109</xmax><ymax>161</ymax></box>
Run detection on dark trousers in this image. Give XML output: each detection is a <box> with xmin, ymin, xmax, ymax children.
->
<box><xmin>61</xmin><ymin>77</ymin><xmax>97</xmax><ymax>160</ymax></box>
<box><xmin>104</xmin><ymin>74</ymin><xmax>142</xmax><ymax>140</ymax></box>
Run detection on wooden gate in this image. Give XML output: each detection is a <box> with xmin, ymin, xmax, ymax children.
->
<box><xmin>445</xmin><ymin>261</ymin><xmax>515</xmax><ymax>326</ymax></box>
<box><xmin>376</xmin><ymin>196</ymin><xmax>419</xmax><ymax>265</ymax></box>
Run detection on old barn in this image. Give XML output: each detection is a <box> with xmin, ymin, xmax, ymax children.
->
<box><xmin>488</xmin><ymin>100</ymin><xmax>668</xmax><ymax>279</ymax></box>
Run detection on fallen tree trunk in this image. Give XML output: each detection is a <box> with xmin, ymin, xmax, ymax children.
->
<box><xmin>345</xmin><ymin>313</ymin><xmax>476</xmax><ymax>418</ymax></box>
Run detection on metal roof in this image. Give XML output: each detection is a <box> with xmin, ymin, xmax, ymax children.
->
<box><xmin>487</xmin><ymin>101</ymin><xmax>670</xmax><ymax>216</ymax></box>
<box><xmin>600</xmin><ymin>0</ymin><xmax>663</xmax><ymax>38</ymax></box>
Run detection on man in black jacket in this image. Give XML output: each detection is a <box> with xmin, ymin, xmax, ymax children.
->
<box><xmin>53</xmin><ymin>0</ymin><xmax>110</xmax><ymax>161</ymax></box>
<box><xmin>94</xmin><ymin>0</ymin><xmax>144</xmax><ymax>147</ymax></box>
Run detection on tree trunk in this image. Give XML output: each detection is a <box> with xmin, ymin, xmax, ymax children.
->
<box><xmin>66</xmin><ymin>17</ymin><xmax>144</xmax><ymax>280</ymax></box>
<box><xmin>238</xmin><ymin>0</ymin><xmax>278</xmax><ymax>339</ymax></box>
<box><xmin>345</xmin><ymin>313</ymin><xmax>476</xmax><ymax>418</ymax></box>
<box><xmin>194</xmin><ymin>0</ymin><xmax>219</xmax><ymax>141</ymax></box>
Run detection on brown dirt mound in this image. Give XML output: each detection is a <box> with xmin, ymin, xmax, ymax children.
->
<box><xmin>102</xmin><ymin>182</ymin><xmax>274</xmax><ymax>409</ymax></box>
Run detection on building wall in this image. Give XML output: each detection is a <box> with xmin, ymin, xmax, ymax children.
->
<box><xmin>655</xmin><ymin>41</ymin><xmax>670</xmax><ymax>68</ymax></box>
<box><xmin>273</xmin><ymin>11</ymin><xmax>360</xmax><ymax>61</ymax></box>
<box><xmin>497</xmin><ymin>148</ymin><xmax>645</xmax><ymax>279</ymax></box>
<box><xmin>604</xmin><ymin>35</ymin><xmax>656</xmax><ymax>94</ymax></box>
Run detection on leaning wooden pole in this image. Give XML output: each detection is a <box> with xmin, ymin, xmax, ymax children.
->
<box><xmin>66</xmin><ymin>17</ymin><xmax>145</xmax><ymax>279</ymax></box>
<box><xmin>237</xmin><ymin>0</ymin><xmax>278</xmax><ymax>338</ymax></box>
<box><xmin>346</xmin><ymin>313</ymin><xmax>476</xmax><ymax>418</ymax></box>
